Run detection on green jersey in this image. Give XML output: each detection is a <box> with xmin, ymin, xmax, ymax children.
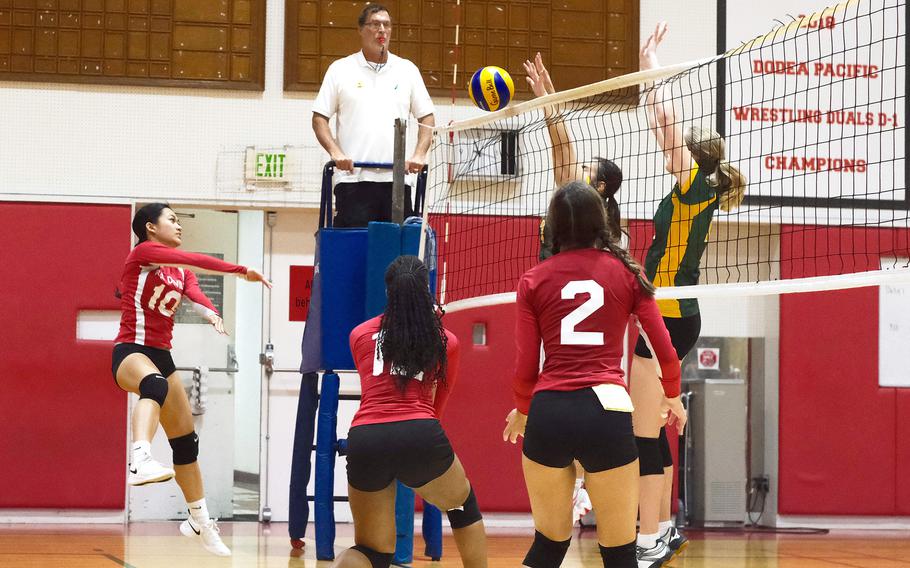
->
<box><xmin>644</xmin><ymin>165</ymin><xmax>718</xmax><ymax>318</ymax></box>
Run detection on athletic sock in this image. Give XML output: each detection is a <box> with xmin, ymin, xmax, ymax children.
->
<box><xmin>658</xmin><ymin>520</ymin><xmax>673</xmax><ymax>538</ymax></box>
<box><xmin>188</xmin><ymin>498</ymin><xmax>210</xmax><ymax>525</ymax></box>
<box><xmin>636</xmin><ymin>532</ymin><xmax>658</xmax><ymax>549</ymax></box>
<box><xmin>131</xmin><ymin>441</ymin><xmax>151</xmax><ymax>461</ymax></box>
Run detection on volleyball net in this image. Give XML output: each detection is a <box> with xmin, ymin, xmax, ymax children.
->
<box><xmin>424</xmin><ymin>0</ymin><xmax>908</xmax><ymax>311</ymax></box>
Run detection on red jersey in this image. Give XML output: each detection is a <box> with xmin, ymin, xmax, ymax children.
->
<box><xmin>513</xmin><ymin>247</ymin><xmax>681</xmax><ymax>414</ymax></box>
<box><xmin>349</xmin><ymin>316</ymin><xmax>460</xmax><ymax>427</ymax></box>
<box><xmin>115</xmin><ymin>241</ymin><xmax>247</xmax><ymax>350</ymax></box>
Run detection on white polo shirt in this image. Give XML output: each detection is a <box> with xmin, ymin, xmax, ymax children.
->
<box><xmin>312</xmin><ymin>50</ymin><xmax>435</xmax><ymax>184</ymax></box>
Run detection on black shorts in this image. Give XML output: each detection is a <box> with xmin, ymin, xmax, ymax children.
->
<box><xmin>346</xmin><ymin>419</ymin><xmax>455</xmax><ymax>492</ymax></box>
<box><xmin>659</xmin><ymin>426</ymin><xmax>673</xmax><ymax>467</ymax></box>
<box><xmin>333</xmin><ymin>181</ymin><xmax>414</xmax><ymax>228</ymax></box>
<box><xmin>111</xmin><ymin>343</ymin><xmax>176</xmax><ymax>383</ymax></box>
<box><xmin>634</xmin><ymin>312</ymin><xmax>701</xmax><ymax>360</ymax></box>
<box><xmin>522</xmin><ymin>389</ymin><xmax>638</xmax><ymax>473</ymax></box>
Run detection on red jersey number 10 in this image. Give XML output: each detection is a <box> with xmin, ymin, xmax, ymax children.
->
<box><xmin>148</xmin><ymin>284</ymin><xmax>182</xmax><ymax>317</ymax></box>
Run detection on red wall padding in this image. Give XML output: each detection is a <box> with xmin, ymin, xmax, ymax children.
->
<box><xmin>896</xmin><ymin>390</ymin><xmax>910</xmax><ymax>515</ymax></box>
<box><xmin>627</xmin><ymin>219</ymin><xmax>657</xmax><ymax>265</ymax></box>
<box><xmin>779</xmin><ymin>287</ymin><xmax>897</xmax><ymax>514</ymax></box>
<box><xmin>430</xmin><ymin>211</ymin><xmax>539</xmax><ymax>511</ymax></box>
<box><xmin>443</xmin><ymin>303</ymin><xmax>530</xmax><ymax>511</ymax></box>
<box><xmin>778</xmin><ymin>226</ymin><xmax>910</xmax><ymax>515</ymax></box>
<box><xmin>430</xmin><ymin>213</ymin><xmax>542</xmax><ymax>303</ymax></box>
<box><xmin>0</xmin><ymin>202</ymin><xmax>130</xmax><ymax>509</ymax></box>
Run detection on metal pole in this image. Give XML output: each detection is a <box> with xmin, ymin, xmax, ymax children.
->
<box><xmin>392</xmin><ymin>118</ymin><xmax>407</xmax><ymax>224</ymax></box>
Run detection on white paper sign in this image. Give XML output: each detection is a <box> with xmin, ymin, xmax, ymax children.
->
<box><xmin>726</xmin><ymin>0</ymin><xmax>905</xmax><ymax>205</ymax></box>
<box><xmin>697</xmin><ymin>347</ymin><xmax>721</xmax><ymax>371</ymax></box>
<box><xmin>879</xmin><ymin>258</ymin><xmax>910</xmax><ymax>387</ymax></box>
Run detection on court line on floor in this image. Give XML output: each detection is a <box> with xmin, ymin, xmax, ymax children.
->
<box><xmin>102</xmin><ymin>552</ymin><xmax>138</xmax><ymax>568</ymax></box>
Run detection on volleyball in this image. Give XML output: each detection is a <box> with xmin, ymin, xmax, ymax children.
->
<box><xmin>469</xmin><ymin>66</ymin><xmax>515</xmax><ymax>112</ymax></box>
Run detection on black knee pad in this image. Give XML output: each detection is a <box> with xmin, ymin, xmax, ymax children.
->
<box><xmin>635</xmin><ymin>436</ymin><xmax>664</xmax><ymax>476</ymax></box>
<box><xmin>169</xmin><ymin>431</ymin><xmax>199</xmax><ymax>465</ymax></box>
<box><xmin>523</xmin><ymin>530</ymin><xmax>571</xmax><ymax>568</ymax></box>
<box><xmin>138</xmin><ymin>373</ymin><xmax>168</xmax><ymax>406</ymax></box>
<box><xmin>350</xmin><ymin>544</ymin><xmax>393</xmax><ymax>568</ymax></box>
<box><xmin>659</xmin><ymin>427</ymin><xmax>673</xmax><ymax>468</ymax></box>
<box><xmin>599</xmin><ymin>541</ymin><xmax>636</xmax><ymax>567</ymax></box>
<box><xmin>446</xmin><ymin>485</ymin><xmax>483</xmax><ymax>529</ymax></box>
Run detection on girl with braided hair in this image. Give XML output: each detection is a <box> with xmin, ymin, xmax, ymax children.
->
<box><xmin>632</xmin><ymin>22</ymin><xmax>747</xmax><ymax>567</ymax></box>
<box><xmin>503</xmin><ymin>182</ymin><xmax>685</xmax><ymax>568</ymax></box>
<box><xmin>336</xmin><ymin>255</ymin><xmax>487</xmax><ymax>568</ymax></box>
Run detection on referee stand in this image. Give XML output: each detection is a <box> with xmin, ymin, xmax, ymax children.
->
<box><xmin>291</xmin><ymin>137</ymin><xmax>443</xmax><ymax>562</ymax></box>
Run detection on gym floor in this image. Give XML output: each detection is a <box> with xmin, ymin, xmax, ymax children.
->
<box><xmin>3</xmin><ymin>522</ymin><xmax>910</xmax><ymax>567</ymax></box>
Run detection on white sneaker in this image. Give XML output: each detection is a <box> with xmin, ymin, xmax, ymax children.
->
<box><xmin>637</xmin><ymin>540</ymin><xmax>669</xmax><ymax>568</ymax></box>
<box><xmin>127</xmin><ymin>454</ymin><xmax>175</xmax><ymax>486</ymax></box>
<box><xmin>180</xmin><ymin>517</ymin><xmax>232</xmax><ymax>556</ymax></box>
<box><xmin>572</xmin><ymin>483</ymin><xmax>593</xmax><ymax>524</ymax></box>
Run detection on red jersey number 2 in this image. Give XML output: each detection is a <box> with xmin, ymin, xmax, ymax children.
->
<box><xmin>560</xmin><ymin>280</ymin><xmax>604</xmax><ymax>346</ymax></box>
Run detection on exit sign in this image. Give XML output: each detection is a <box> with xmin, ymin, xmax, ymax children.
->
<box><xmin>244</xmin><ymin>147</ymin><xmax>295</xmax><ymax>185</ymax></box>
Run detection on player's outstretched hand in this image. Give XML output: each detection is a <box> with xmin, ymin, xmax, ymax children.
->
<box><xmin>523</xmin><ymin>52</ymin><xmax>555</xmax><ymax>98</ymax></box>
<box><xmin>639</xmin><ymin>21</ymin><xmax>668</xmax><ymax>71</ymax></box>
<box><xmin>245</xmin><ymin>268</ymin><xmax>272</xmax><ymax>289</ymax></box>
<box><xmin>207</xmin><ymin>313</ymin><xmax>228</xmax><ymax>336</ymax></box>
<box><xmin>502</xmin><ymin>408</ymin><xmax>528</xmax><ymax>444</ymax></box>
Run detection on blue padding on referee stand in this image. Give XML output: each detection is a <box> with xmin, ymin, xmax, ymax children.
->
<box><xmin>400</xmin><ymin>222</ymin><xmax>422</xmax><ymax>256</ymax></box>
<box><xmin>300</xmin><ymin>232</ymin><xmax>325</xmax><ymax>374</ymax></box>
<box><xmin>365</xmin><ymin>222</ymin><xmax>402</xmax><ymax>318</ymax></box>
<box><xmin>422</xmin><ymin>503</ymin><xmax>443</xmax><ymax>560</ymax></box>
<box><xmin>288</xmin><ymin>372</ymin><xmax>319</xmax><ymax>542</ymax></box>
<box><xmin>319</xmin><ymin>229</ymin><xmax>369</xmax><ymax>370</ymax></box>
<box><xmin>394</xmin><ymin>483</ymin><xmax>416</xmax><ymax>565</ymax></box>
<box><xmin>315</xmin><ymin>372</ymin><xmax>341</xmax><ymax>561</ymax></box>
<box><xmin>401</xmin><ymin>221</ymin><xmax>438</xmax><ymax>296</ymax></box>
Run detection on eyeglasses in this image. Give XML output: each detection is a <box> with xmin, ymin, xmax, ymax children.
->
<box><xmin>581</xmin><ymin>164</ymin><xmax>592</xmax><ymax>185</ymax></box>
<box><xmin>364</xmin><ymin>21</ymin><xmax>392</xmax><ymax>31</ymax></box>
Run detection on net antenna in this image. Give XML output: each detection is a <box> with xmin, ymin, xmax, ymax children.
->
<box><xmin>425</xmin><ymin>0</ymin><xmax>908</xmax><ymax>313</ymax></box>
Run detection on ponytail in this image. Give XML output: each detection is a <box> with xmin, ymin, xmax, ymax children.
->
<box><xmin>379</xmin><ymin>256</ymin><xmax>448</xmax><ymax>391</ymax></box>
<box><xmin>715</xmin><ymin>161</ymin><xmax>746</xmax><ymax>211</ymax></box>
<box><xmin>593</xmin><ymin>157</ymin><xmax>625</xmax><ymax>242</ymax></box>
<box><xmin>683</xmin><ymin>127</ymin><xmax>746</xmax><ymax>212</ymax></box>
<box><xmin>596</xmin><ymin>227</ymin><xmax>655</xmax><ymax>297</ymax></box>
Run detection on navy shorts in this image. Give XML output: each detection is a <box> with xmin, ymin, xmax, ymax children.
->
<box><xmin>346</xmin><ymin>419</ymin><xmax>455</xmax><ymax>492</ymax></box>
<box><xmin>523</xmin><ymin>388</ymin><xmax>638</xmax><ymax>473</ymax></box>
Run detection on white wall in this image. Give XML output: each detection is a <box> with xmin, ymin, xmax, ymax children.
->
<box><xmin>259</xmin><ymin>209</ymin><xmax>314</xmax><ymax>522</ymax></box>
<box><xmin>235</xmin><ymin>210</ymin><xmax>266</xmax><ymax>475</ymax></box>
<box><xmin>0</xmin><ymin>0</ymin><xmax>721</xmax><ymax>210</ymax></box>
<box><xmin>0</xmin><ymin>0</ymin><xmax>477</xmax><ymax>208</ymax></box>
<box><xmin>640</xmin><ymin>0</ymin><xmax>717</xmax><ymax>66</ymax></box>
